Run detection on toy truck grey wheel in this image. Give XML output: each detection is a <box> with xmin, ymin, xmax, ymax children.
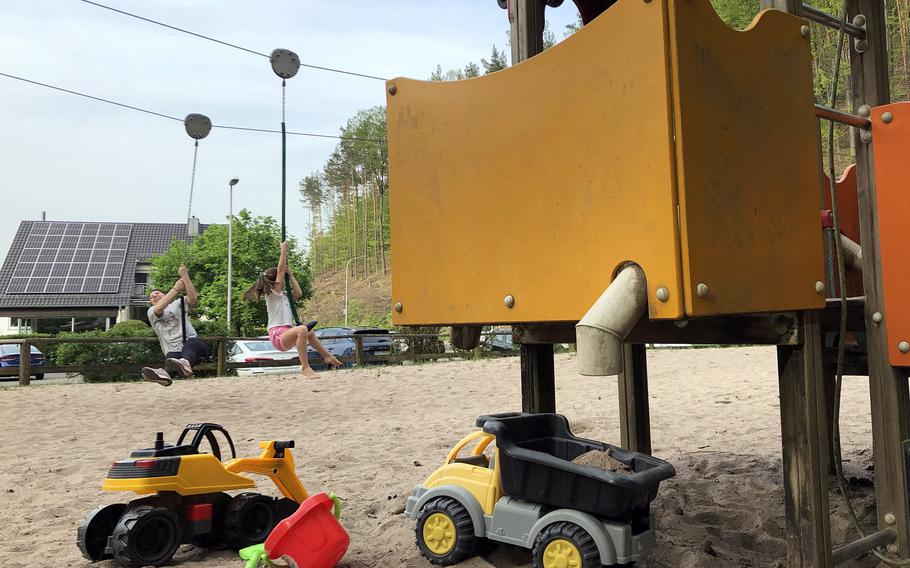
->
<box><xmin>415</xmin><ymin>497</ymin><xmax>478</xmax><ymax>565</ymax></box>
<box><xmin>531</xmin><ymin>521</ymin><xmax>601</xmax><ymax>568</ymax></box>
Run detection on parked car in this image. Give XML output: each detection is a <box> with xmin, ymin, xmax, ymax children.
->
<box><xmin>486</xmin><ymin>328</ymin><xmax>514</xmax><ymax>351</ymax></box>
<box><xmin>308</xmin><ymin>327</ymin><xmax>394</xmax><ymax>368</ymax></box>
<box><xmin>0</xmin><ymin>344</ymin><xmax>46</xmax><ymax>380</ymax></box>
<box><xmin>229</xmin><ymin>339</ymin><xmax>299</xmax><ymax>377</ymax></box>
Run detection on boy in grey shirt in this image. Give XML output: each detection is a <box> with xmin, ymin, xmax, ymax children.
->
<box><xmin>141</xmin><ymin>265</ymin><xmax>209</xmax><ymax>386</ymax></box>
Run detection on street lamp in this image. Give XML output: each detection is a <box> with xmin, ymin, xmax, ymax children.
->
<box><xmin>227</xmin><ymin>178</ymin><xmax>240</xmax><ymax>332</ymax></box>
<box><xmin>344</xmin><ymin>256</ymin><xmax>365</xmax><ymax>328</ymax></box>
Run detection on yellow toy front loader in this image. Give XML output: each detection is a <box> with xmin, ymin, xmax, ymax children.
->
<box><xmin>77</xmin><ymin>423</ymin><xmax>310</xmax><ymax>568</ymax></box>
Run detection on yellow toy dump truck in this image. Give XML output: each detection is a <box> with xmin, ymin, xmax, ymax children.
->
<box><xmin>77</xmin><ymin>423</ymin><xmax>310</xmax><ymax>568</ymax></box>
<box><xmin>406</xmin><ymin>413</ymin><xmax>675</xmax><ymax>567</ymax></box>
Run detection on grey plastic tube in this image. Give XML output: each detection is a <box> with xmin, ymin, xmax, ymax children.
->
<box><xmin>840</xmin><ymin>233</ymin><xmax>863</xmax><ymax>272</ymax></box>
<box><xmin>576</xmin><ymin>263</ymin><xmax>648</xmax><ymax>376</ymax></box>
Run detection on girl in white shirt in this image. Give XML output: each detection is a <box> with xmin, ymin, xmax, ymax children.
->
<box><xmin>244</xmin><ymin>241</ymin><xmax>341</xmax><ymax>379</ymax></box>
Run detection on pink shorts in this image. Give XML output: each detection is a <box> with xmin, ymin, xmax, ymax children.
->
<box><xmin>268</xmin><ymin>325</ymin><xmax>293</xmax><ymax>352</ymax></box>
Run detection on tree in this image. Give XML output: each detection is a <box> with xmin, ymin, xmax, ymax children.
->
<box><xmin>481</xmin><ymin>45</ymin><xmax>509</xmax><ymax>74</ymax></box>
<box><xmin>150</xmin><ymin>210</ymin><xmax>310</xmax><ymax>335</ymax></box>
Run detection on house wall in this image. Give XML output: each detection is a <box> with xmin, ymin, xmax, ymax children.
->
<box><xmin>0</xmin><ymin>316</ymin><xmax>30</xmax><ymax>336</ymax></box>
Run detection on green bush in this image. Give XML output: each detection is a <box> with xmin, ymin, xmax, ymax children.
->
<box><xmin>54</xmin><ymin>321</ymin><xmax>160</xmax><ymax>383</ymax></box>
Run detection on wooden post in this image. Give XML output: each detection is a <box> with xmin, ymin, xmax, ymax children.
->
<box><xmin>520</xmin><ymin>344</ymin><xmax>555</xmax><ymax>413</ymax></box>
<box><xmin>618</xmin><ymin>344</ymin><xmax>651</xmax><ymax>454</ymax></box>
<box><xmin>510</xmin><ymin>0</ymin><xmax>555</xmax><ymax>415</ymax></box>
<box><xmin>354</xmin><ymin>336</ymin><xmax>365</xmax><ymax>367</ymax></box>
<box><xmin>847</xmin><ymin>0</ymin><xmax>910</xmax><ymax>555</ymax></box>
<box><xmin>18</xmin><ymin>341</ymin><xmax>30</xmax><ymax>386</ymax></box>
<box><xmin>216</xmin><ymin>339</ymin><xmax>227</xmax><ymax>377</ymax></box>
<box><xmin>778</xmin><ymin>311</ymin><xmax>832</xmax><ymax>567</ymax></box>
<box><xmin>508</xmin><ymin>0</ymin><xmax>546</xmax><ymax>66</ymax></box>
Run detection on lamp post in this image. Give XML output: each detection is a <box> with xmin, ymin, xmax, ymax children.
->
<box><xmin>227</xmin><ymin>178</ymin><xmax>239</xmax><ymax>332</ymax></box>
<box><xmin>344</xmin><ymin>256</ymin><xmax>365</xmax><ymax>328</ymax></box>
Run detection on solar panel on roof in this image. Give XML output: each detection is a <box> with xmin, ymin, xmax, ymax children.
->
<box><xmin>6</xmin><ymin>222</ymin><xmax>132</xmax><ymax>295</ymax></box>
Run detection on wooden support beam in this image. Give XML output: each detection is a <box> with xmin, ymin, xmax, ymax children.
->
<box><xmin>510</xmin><ymin>0</ymin><xmax>555</xmax><ymax>415</ymax></box>
<box><xmin>618</xmin><ymin>344</ymin><xmax>651</xmax><ymax>454</ymax></box>
<box><xmin>778</xmin><ymin>310</ymin><xmax>832</xmax><ymax>567</ymax></box>
<box><xmin>514</xmin><ymin>312</ymin><xmax>800</xmax><ymax>346</ymax></box>
<box><xmin>508</xmin><ymin>0</ymin><xmax>546</xmax><ymax>65</ymax></box>
<box><xmin>520</xmin><ymin>344</ymin><xmax>556</xmax><ymax>413</ymax></box>
<box><xmin>847</xmin><ymin>0</ymin><xmax>910</xmax><ymax>556</ymax></box>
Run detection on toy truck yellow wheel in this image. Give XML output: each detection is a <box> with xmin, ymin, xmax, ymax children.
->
<box><xmin>415</xmin><ymin>497</ymin><xmax>477</xmax><ymax>566</ymax></box>
<box><xmin>531</xmin><ymin>522</ymin><xmax>600</xmax><ymax>568</ymax></box>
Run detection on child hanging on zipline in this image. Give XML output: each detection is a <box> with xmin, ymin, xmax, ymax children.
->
<box><xmin>244</xmin><ymin>241</ymin><xmax>342</xmax><ymax>379</ymax></box>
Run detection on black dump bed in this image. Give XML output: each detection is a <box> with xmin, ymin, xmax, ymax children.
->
<box><xmin>478</xmin><ymin>413</ymin><xmax>675</xmax><ymax>521</ymax></box>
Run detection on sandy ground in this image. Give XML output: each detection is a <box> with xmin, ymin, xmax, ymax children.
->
<box><xmin>0</xmin><ymin>347</ymin><xmax>881</xmax><ymax>567</ymax></box>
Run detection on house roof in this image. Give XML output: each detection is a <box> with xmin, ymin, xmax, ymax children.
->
<box><xmin>0</xmin><ymin>220</ymin><xmax>208</xmax><ymax>310</ymax></box>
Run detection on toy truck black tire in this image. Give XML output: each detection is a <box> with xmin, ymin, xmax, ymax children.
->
<box><xmin>415</xmin><ymin>497</ymin><xmax>478</xmax><ymax>565</ymax></box>
<box><xmin>110</xmin><ymin>506</ymin><xmax>181</xmax><ymax>568</ymax></box>
<box><xmin>77</xmin><ymin>503</ymin><xmax>127</xmax><ymax>561</ymax></box>
<box><xmin>223</xmin><ymin>492</ymin><xmax>278</xmax><ymax>549</ymax></box>
<box><xmin>531</xmin><ymin>522</ymin><xmax>601</xmax><ymax>568</ymax></box>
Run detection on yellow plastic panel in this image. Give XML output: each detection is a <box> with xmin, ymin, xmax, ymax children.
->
<box><xmin>387</xmin><ymin>0</ymin><xmax>683</xmax><ymax>325</ymax></box>
<box><xmin>668</xmin><ymin>1</ymin><xmax>826</xmax><ymax>315</ymax></box>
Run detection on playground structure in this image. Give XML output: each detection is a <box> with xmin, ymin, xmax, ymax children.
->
<box><xmin>385</xmin><ymin>0</ymin><xmax>910</xmax><ymax>566</ymax></box>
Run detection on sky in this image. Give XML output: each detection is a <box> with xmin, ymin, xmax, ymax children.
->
<box><xmin>0</xmin><ymin>1</ymin><xmax>579</xmax><ymax>266</ymax></box>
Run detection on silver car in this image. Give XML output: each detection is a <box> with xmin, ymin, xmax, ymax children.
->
<box><xmin>229</xmin><ymin>339</ymin><xmax>299</xmax><ymax>377</ymax></box>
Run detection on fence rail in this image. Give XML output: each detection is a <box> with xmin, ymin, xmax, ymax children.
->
<box><xmin>0</xmin><ymin>332</ymin><xmax>517</xmax><ymax>386</ymax></box>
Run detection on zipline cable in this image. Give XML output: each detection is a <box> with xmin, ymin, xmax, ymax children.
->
<box><xmin>0</xmin><ymin>71</ymin><xmax>386</xmax><ymax>144</ymax></box>
<box><xmin>78</xmin><ymin>0</ymin><xmax>389</xmax><ymax>81</ymax></box>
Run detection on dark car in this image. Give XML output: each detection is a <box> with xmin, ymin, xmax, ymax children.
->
<box><xmin>308</xmin><ymin>327</ymin><xmax>394</xmax><ymax>368</ymax></box>
<box><xmin>0</xmin><ymin>344</ymin><xmax>46</xmax><ymax>380</ymax></box>
<box><xmin>307</xmin><ymin>327</ymin><xmax>354</xmax><ymax>370</ymax></box>
<box><xmin>486</xmin><ymin>328</ymin><xmax>514</xmax><ymax>351</ymax></box>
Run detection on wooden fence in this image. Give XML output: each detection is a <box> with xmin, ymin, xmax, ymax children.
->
<box><xmin>0</xmin><ymin>332</ymin><xmax>518</xmax><ymax>386</ymax></box>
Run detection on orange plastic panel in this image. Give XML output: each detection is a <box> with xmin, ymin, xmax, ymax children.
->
<box><xmin>823</xmin><ymin>166</ymin><xmax>863</xmax><ymax>297</ymax></box>
<box><xmin>668</xmin><ymin>3</ymin><xmax>826</xmax><ymax>315</ymax></box>
<box><xmin>870</xmin><ymin>102</ymin><xmax>910</xmax><ymax>367</ymax></box>
<box><xmin>386</xmin><ymin>0</ymin><xmax>683</xmax><ymax>325</ymax></box>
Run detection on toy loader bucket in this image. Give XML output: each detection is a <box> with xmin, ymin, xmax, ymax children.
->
<box><xmin>266</xmin><ymin>493</ymin><xmax>349</xmax><ymax>568</ymax></box>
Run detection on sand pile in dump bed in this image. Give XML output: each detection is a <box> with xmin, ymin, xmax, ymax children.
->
<box><xmin>572</xmin><ymin>449</ymin><xmax>634</xmax><ymax>475</ymax></box>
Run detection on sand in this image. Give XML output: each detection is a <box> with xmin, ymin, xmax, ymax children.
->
<box><xmin>572</xmin><ymin>449</ymin><xmax>633</xmax><ymax>475</ymax></box>
<box><xmin>0</xmin><ymin>347</ymin><xmax>880</xmax><ymax>567</ymax></box>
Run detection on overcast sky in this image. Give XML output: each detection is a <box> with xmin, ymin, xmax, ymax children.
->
<box><xmin>0</xmin><ymin>1</ymin><xmax>578</xmax><ymax>265</ymax></box>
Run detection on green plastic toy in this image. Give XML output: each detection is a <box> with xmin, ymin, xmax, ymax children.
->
<box><xmin>238</xmin><ymin>493</ymin><xmax>343</xmax><ymax>567</ymax></box>
<box><xmin>239</xmin><ymin>543</ymin><xmax>277</xmax><ymax>568</ymax></box>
